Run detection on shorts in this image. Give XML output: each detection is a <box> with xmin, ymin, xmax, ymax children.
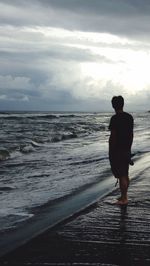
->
<box><xmin>109</xmin><ymin>151</ymin><xmax>130</xmax><ymax>179</ymax></box>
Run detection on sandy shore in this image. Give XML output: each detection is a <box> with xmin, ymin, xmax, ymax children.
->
<box><xmin>0</xmin><ymin>154</ymin><xmax>150</xmax><ymax>265</ymax></box>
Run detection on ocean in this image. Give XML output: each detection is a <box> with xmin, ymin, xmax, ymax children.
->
<box><xmin>0</xmin><ymin>111</ymin><xmax>149</xmax><ymax>241</ymax></box>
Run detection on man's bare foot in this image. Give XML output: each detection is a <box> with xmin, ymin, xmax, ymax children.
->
<box><xmin>115</xmin><ymin>199</ymin><xmax>128</xmax><ymax>205</ymax></box>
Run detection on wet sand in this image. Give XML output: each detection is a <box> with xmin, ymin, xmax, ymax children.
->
<box><xmin>0</xmin><ymin>155</ymin><xmax>150</xmax><ymax>265</ymax></box>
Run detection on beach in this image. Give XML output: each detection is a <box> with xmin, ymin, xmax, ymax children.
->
<box><xmin>0</xmin><ymin>111</ymin><xmax>150</xmax><ymax>264</ymax></box>
<box><xmin>0</xmin><ymin>153</ymin><xmax>150</xmax><ymax>265</ymax></box>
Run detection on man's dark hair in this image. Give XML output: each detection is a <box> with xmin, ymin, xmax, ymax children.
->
<box><xmin>111</xmin><ymin>96</ymin><xmax>124</xmax><ymax>111</ymax></box>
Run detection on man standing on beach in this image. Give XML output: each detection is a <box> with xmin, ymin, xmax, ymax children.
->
<box><xmin>109</xmin><ymin>96</ymin><xmax>134</xmax><ymax>205</ymax></box>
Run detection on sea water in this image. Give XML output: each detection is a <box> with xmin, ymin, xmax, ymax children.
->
<box><xmin>0</xmin><ymin>111</ymin><xmax>149</xmax><ymax>233</ymax></box>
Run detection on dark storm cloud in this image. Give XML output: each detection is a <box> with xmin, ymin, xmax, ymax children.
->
<box><xmin>40</xmin><ymin>0</ymin><xmax>149</xmax><ymax>16</ymax></box>
<box><xmin>1</xmin><ymin>0</ymin><xmax>150</xmax><ymax>38</ymax></box>
<box><xmin>3</xmin><ymin>0</ymin><xmax>150</xmax><ymax>16</ymax></box>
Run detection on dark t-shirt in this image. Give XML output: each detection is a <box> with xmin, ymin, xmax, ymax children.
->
<box><xmin>109</xmin><ymin>112</ymin><xmax>133</xmax><ymax>151</ymax></box>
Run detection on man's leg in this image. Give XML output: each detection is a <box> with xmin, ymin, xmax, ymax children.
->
<box><xmin>117</xmin><ymin>176</ymin><xmax>129</xmax><ymax>204</ymax></box>
<box><xmin>116</xmin><ymin>157</ymin><xmax>130</xmax><ymax>204</ymax></box>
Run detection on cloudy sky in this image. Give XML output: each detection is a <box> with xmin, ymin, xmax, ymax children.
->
<box><xmin>0</xmin><ymin>0</ymin><xmax>150</xmax><ymax>111</ymax></box>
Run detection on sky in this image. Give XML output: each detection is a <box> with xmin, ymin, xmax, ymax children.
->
<box><xmin>0</xmin><ymin>0</ymin><xmax>150</xmax><ymax>111</ymax></box>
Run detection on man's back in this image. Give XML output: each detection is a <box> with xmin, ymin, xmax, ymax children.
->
<box><xmin>109</xmin><ymin>112</ymin><xmax>133</xmax><ymax>151</ymax></box>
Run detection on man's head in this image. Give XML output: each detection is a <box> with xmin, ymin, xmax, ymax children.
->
<box><xmin>111</xmin><ymin>96</ymin><xmax>124</xmax><ymax>111</ymax></box>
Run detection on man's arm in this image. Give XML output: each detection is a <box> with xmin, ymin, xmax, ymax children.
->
<box><xmin>109</xmin><ymin>129</ymin><xmax>117</xmax><ymax>154</ymax></box>
<box><xmin>128</xmin><ymin>116</ymin><xmax>134</xmax><ymax>150</ymax></box>
<box><xmin>129</xmin><ymin>131</ymin><xmax>133</xmax><ymax>149</ymax></box>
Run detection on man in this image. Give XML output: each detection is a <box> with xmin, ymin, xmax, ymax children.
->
<box><xmin>109</xmin><ymin>96</ymin><xmax>134</xmax><ymax>205</ymax></box>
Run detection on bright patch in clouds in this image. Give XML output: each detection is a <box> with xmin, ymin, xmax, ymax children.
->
<box><xmin>38</xmin><ymin>26</ymin><xmax>150</xmax><ymax>96</ymax></box>
<box><xmin>76</xmin><ymin>35</ymin><xmax>150</xmax><ymax>96</ymax></box>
